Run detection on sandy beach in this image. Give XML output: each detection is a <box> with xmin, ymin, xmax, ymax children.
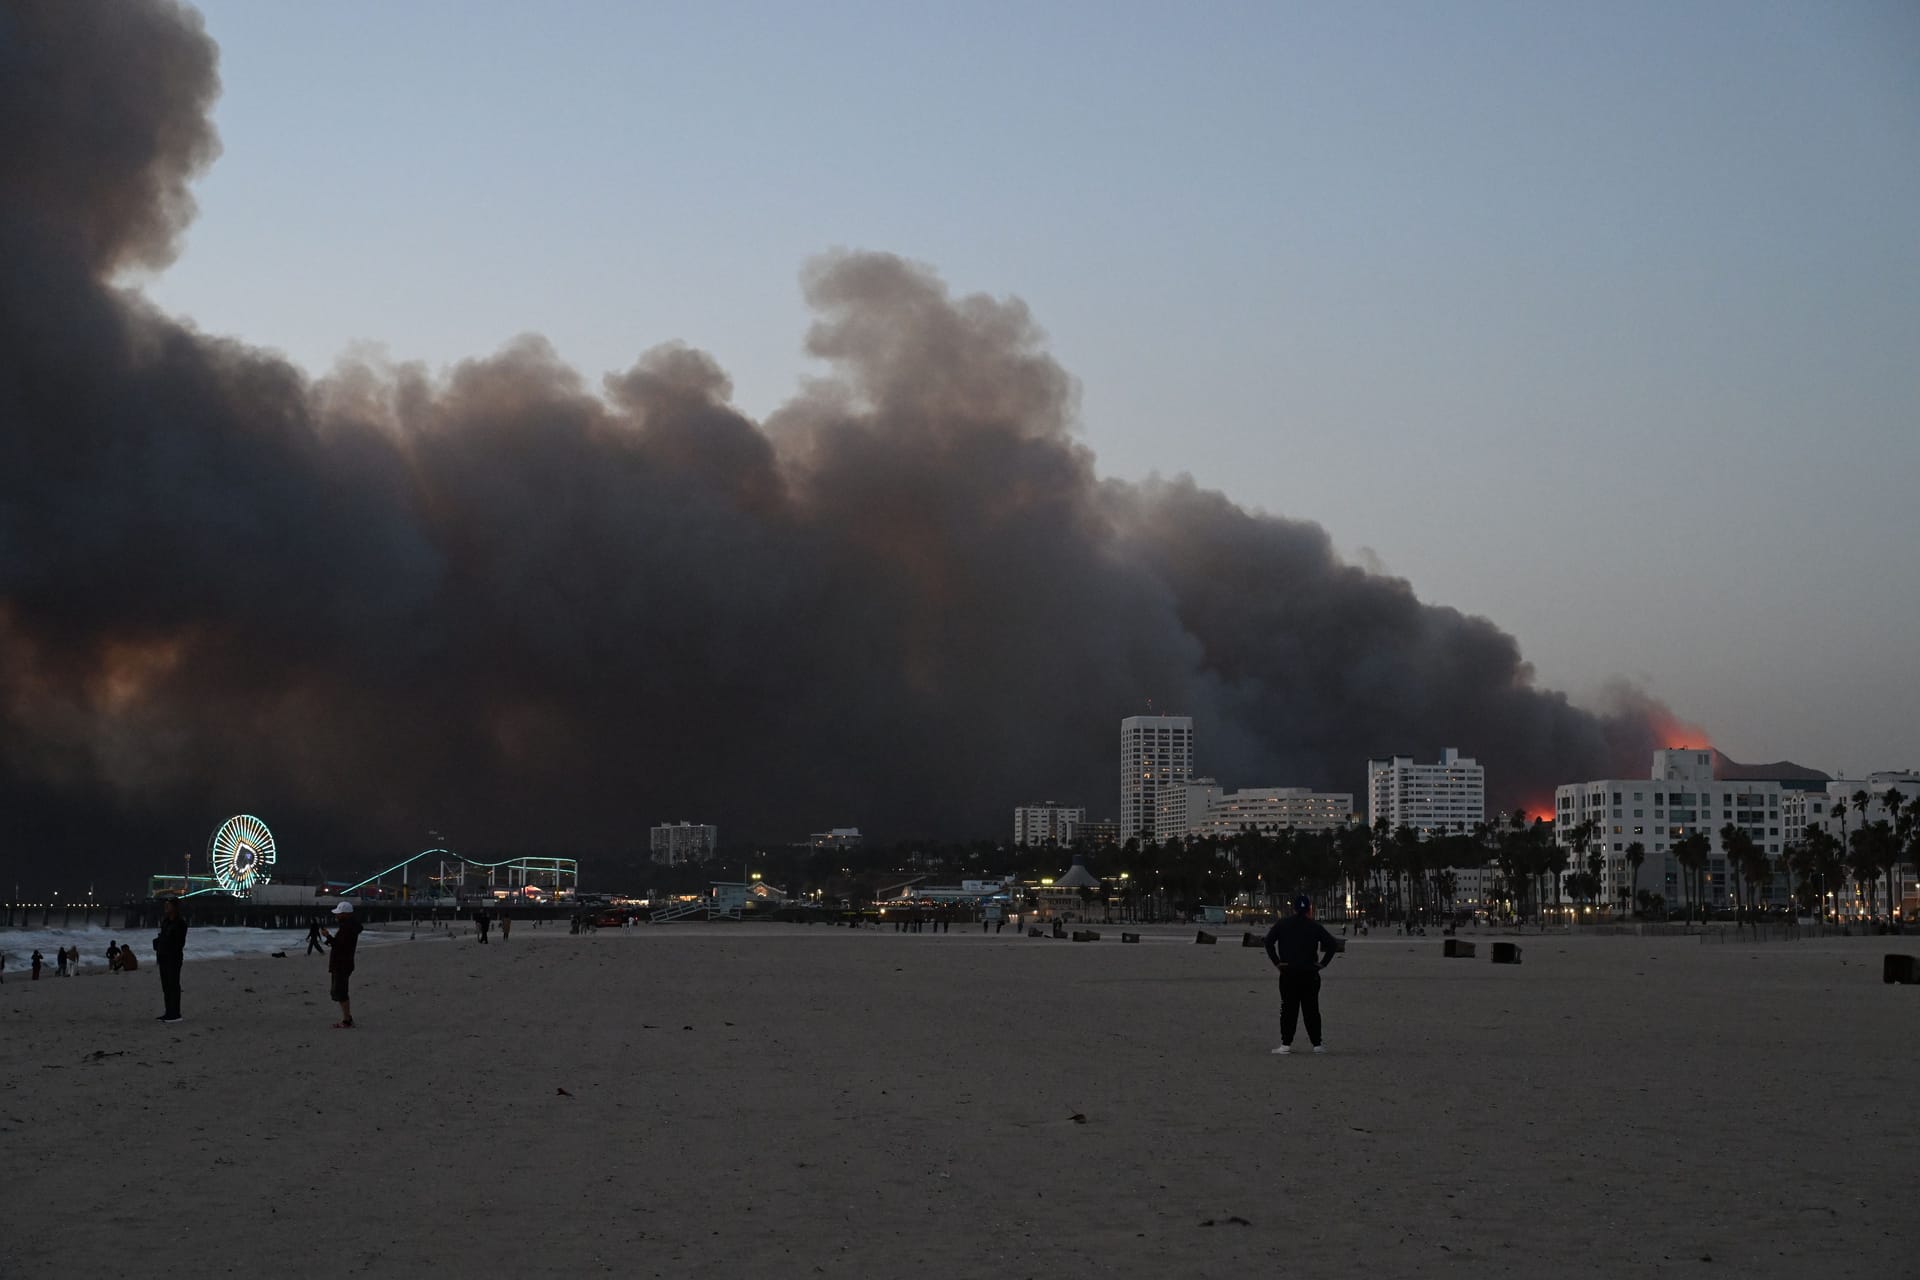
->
<box><xmin>2</xmin><ymin>921</ymin><xmax>1915</xmax><ymax>1277</ymax></box>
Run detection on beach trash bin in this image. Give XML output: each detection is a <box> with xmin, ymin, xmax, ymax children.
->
<box><xmin>1447</xmin><ymin>940</ymin><xmax>1476</xmax><ymax>958</ymax></box>
<box><xmin>1072</xmin><ymin>929</ymin><xmax>1100</xmax><ymax>942</ymax></box>
<box><xmin>1195</xmin><ymin>930</ymin><xmax>1217</xmax><ymax>945</ymax></box>
<box><xmin>1121</xmin><ymin>932</ymin><xmax>1140</xmax><ymax>944</ymax></box>
<box><xmin>1884</xmin><ymin>954</ymin><xmax>1918</xmax><ymax>985</ymax></box>
<box><xmin>1491</xmin><ymin>941</ymin><xmax>1522</xmax><ymax>965</ymax></box>
<box><xmin>1051</xmin><ymin>921</ymin><xmax>1066</xmax><ymax>939</ymax></box>
<box><xmin>1242</xmin><ymin>931</ymin><xmax>1262</xmax><ymax>947</ymax></box>
<box><xmin>1028</xmin><ymin>926</ymin><xmax>1045</xmax><ymax>938</ymax></box>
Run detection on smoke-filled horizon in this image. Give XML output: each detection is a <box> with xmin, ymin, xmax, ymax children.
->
<box><xmin>1</xmin><ymin>1</ymin><xmax>1696</xmax><ymax>894</ymax></box>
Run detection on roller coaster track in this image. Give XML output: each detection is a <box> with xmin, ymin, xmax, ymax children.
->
<box><xmin>179</xmin><ymin>849</ymin><xmax>576</xmax><ymax>899</ymax></box>
<box><xmin>336</xmin><ymin>848</ymin><xmax>575</xmax><ymax>897</ymax></box>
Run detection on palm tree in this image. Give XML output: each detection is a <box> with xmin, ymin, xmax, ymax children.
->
<box><xmin>1567</xmin><ymin>819</ymin><xmax>1596</xmax><ymax>918</ymax></box>
<box><xmin>1720</xmin><ymin>823</ymin><xmax>1770</xmax><ymax>929</ymax></box>
<box><xmin>1850</xmin><ymin>789</ymin><xmax>1873</xmax><ymax>916</ymax></box>
<box><xmin>1881</xmin><ymin>789</ymin><xmax>1905</xmax><ymax>922</ymax></box>
<box><xmin>1831</xmin><ymin>798</ymin><xmax>1851</xmax><ymax>918</ymax></box>
<box><xmin>1804</xmin><ymin>825</ymin><xmax>1846</xmax><ymax>925</ymax></box>
<box><xmin>1896</xmin><ymin>800</ymin><xmax>1918</xmax><ymax>927</ymax></box>
<box><xmin>1846</xmin><ymin>822</ymin><xmax>1892</xmax><ymax>926</ymax></box>
<box><xmin>1673</xmin><ymin>833</ymin><xmax>1711</xmax><ymax>925</ymax></box>
<box><xmin>1625</xmin><ymin>841</ymin><xmax>1647</xmax><ymax>916</ymax></box>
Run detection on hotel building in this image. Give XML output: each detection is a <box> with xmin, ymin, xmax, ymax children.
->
<box><xmin>1120</xmin><ymin>715</ymin><xmax>1194</xmax><ymax>844</ymax></box>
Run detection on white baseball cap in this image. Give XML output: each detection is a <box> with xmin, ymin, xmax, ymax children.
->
<box><xmin>332</xmin><ymin>900</ymin><xmax>355</xmax><ymax>915</ymax></box>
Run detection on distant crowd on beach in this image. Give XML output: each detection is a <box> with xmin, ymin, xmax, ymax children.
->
<box><xmin>1</xmin><ymin>941</ymin><xmax>144</xmax><ymax>983</ymax></box>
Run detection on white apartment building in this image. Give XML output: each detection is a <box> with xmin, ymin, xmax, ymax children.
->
<box><xmin>1120</xmin><ymin>715</ymin><xmax>1194</xmax><ymax>844</ymax></box>
<box><xmin>1554</xmin><ymin>749</ymin><xmax>1786</xmax><ymax>910</ymax></box>
<box><xmin>1191</xmin><ymin>787</ymin><xmax>1354</xmax><ymax>839</ymax></box>
<box><xmin>1791</xmin><ymin>773</ymin><xmax>1920</xmax><ymax>838</ymax></box>
<box><xmin>1153</xmin><ymin>777</ymin><xmax>1222</xmax><ymax>841</ymax></box>
<box><xmin>1367</xmin><ymin>749</ymin><xmax>1485</xmax><ymax>836</ymax></box>
<box><xmin>650</xmin><ymin>822</ymin><xmax>718</xmax><ymax>866</ymax></box>
<box><xmin>1014</xmin><ymin>802</ymin><xmax>1087</xmax><ymax>847</ymax></box>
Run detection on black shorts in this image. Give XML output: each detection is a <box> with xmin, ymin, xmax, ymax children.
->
<box><xmin>330</xmin><ymin>970</ymin><xmax>352</xmax><ymax>1002</ymax></box>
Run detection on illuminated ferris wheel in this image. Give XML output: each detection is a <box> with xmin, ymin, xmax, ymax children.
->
<box><xmin>207</xmin><ymin>814</ymin><xmax>277</xmax><ymax>897</ymax></box>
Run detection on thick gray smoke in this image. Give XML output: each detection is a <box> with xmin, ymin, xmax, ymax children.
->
<box><xmin>0</xmin><ymin>1</ymin><xmax>1682</xmax><ymax>891</ymax></box>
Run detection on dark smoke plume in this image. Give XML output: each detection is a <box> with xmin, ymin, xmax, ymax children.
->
<box><xmin>0</xmin><ymin>1</ymin><xmax>1688</xmax><ymax>892</ymax></box>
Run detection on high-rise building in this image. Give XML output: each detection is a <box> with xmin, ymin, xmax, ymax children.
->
<box><xmin>1367</xmin><ymin>749</ymin><xmax>1485</xmax><ymax>837</ymax></box>
<box><xmin>1014</xmin><ymin>802</ymin><xmax>1087</xmax><ymax>847</ymax></box>
<box><xmin>650</xmin><ymin>822</ymin><xmax>718</xmax><ymax>866</ymax></box>
<box><xmin>1120</xmin><ymin>715</ymin><xmax>1194</xmax><ymax>844</ymax></box>
<box><xmin>1367</xmin><ymin>750</ymin><xmax>1490</xmax><ymax>907</ymax></box>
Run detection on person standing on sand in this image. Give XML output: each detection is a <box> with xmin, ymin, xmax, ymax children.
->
<box><xmin>154</xmin><ymin>897</ymin><xmax>188</xmax><ymax>1022</ymax></box>
<box><xmin>499</xmin><ymin>913</ymin><xmax>510</xmax><ymax>942</ymax></box>
<box><xmin>31</xmin><ymin>949</ymin><xmax>44</xmax><ymax>980</ymax></box>
<box><xmin>306</xmin><ymin>920</ymin><xmax>327</xmax><ymax>955</ymax></box>
<box><xmin>1263</xmin><ymin>893</ymin><xmax>1339</xmax><ymax>1056</ymax></box>
<box><xmin>327</xmin><ymin>900</ymin><xmax>363</xmax><ymax>1028</ymax></box>
<box><xmin>476</xmin><ymin>910</ymin><xmax>490</xmax><ymax>944</ymax></box>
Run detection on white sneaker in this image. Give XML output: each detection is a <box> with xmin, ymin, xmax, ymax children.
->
<box><xmin>1312</xmin><ymin>1044</ymin><xmax>1326</xmax><ymax>1054</ymax></box>
<box><xmin>1271</xmin><ymin>1044</ymin><xmax>1292</xmax><ymax>1055</ymax></box>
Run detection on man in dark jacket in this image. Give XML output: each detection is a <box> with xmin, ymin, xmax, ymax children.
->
<box><xmin>1263</xmin><ymin>893</ymin><xmax>1340</xmax><ymax>1054</ymax></box>
<box><xmin>326</xmin><ymin>900</ymin><xmax>364</xmax><ymax>1028</ymax></box>
<box><xmin>154</xmin><ymin>897</ymin><xmax>188</xmax><ymax>1022</ymax></box>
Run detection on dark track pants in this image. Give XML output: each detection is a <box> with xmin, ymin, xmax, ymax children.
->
<box><xmin>1278</xmin><ymin>968</ymin><xmax>1322</xmax><ymax>1046</ymax></box>
<box><xmin>159</xmin><ymin>958</ymin><xmax>183</xmax><ymax>1019</ymax></box>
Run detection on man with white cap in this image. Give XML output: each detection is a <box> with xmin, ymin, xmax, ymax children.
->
<box><xmin>324</xmin><ymin>900</ymin><xmax>364</xmax><ymax>1028</ymax></box>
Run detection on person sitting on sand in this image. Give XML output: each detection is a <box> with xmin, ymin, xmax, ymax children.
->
<box><xmin>107</xmin><ymin>941</ymin><xmax>122</xmax><ymax>972</ymax></box>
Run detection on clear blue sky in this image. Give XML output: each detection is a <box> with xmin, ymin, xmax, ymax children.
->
<box><xmin>147</xmin><ymin>0</ymin><xmax>1920</xmax><ymax>774</ymax></box>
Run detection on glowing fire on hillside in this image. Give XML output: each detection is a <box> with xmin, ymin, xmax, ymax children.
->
<box><xmin>1649</xmin><ymin>708</ymin><xmax>1711</xmax><ymax>752</ymax></box>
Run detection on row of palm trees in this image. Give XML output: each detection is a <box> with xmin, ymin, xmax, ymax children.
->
<box><xmin>1118</xmin><ymin>785</ymin><xmax>1917</xmax><ymax>927</ymax></box>
<box><xmin>1788</xmin><ymin>786</ymin><xmax>1913</xmax><ymax>923</ymax></box>
<box><xmin>709</xmin><ymin>785</ymin><xmax>1914</xmax><ymax>926</ymax></box>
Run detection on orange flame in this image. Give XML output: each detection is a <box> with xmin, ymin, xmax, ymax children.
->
<box><xmin>1648</xmin><ymin>707</ymin><xmax>1711</xmax><ymax>752</ymax></box>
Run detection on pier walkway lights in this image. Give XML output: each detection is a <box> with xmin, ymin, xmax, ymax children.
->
<box><xmin>207</xmin><ymin>814</ymin><xmax>277</xmax><ymax>897</ymax></box>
